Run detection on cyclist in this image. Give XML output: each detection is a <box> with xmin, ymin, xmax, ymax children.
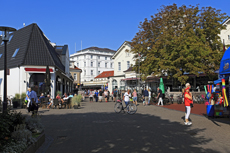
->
<box><xmin>123</xmin><ymin>89</ymin><xmax>131</xmax><ymax>106</ymax></box>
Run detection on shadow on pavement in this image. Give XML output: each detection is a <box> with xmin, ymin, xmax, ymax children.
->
<box><xmin>39</xmin><ymin>112</ymin><xmax>219</xmax><ymax>153</ymax></box>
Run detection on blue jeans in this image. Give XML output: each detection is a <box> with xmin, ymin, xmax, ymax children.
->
<box><xmin>124</xmin><ymin>101</ymin><xmax>129</xmax><ymax>106</ymax></box>
<box><xmin>133</xmin><ymin>97</ymin><xmax>137</xmax><ymax>101</ymax></box>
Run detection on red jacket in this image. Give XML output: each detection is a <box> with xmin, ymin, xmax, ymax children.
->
<box><xmin>184</xmin><ymin>92</ymin><xmax>192</xmax><ymax>106</ymax></box>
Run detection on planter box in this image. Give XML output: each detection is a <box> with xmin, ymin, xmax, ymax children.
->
<box><xmin>13</xmin><ymin>101</ymin><xmax>18</xmax><ymax>108</ymax></box>
<box><xmin>24</xmin><ymin>133</ymin><xmax>45</xmax><ymax>153</ymax></box>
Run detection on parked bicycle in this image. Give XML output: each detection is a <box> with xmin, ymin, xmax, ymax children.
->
<box><xmin>177</xmin><ymin>94</ymin><xmax>183</xmax><ymax>104</ymax></box>
<box><xmin>114</xmin><ymin>98</ymin><xmax>137</xmax><ymax>115</ymax></box>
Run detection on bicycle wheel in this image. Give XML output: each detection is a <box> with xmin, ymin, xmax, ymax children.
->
<box><xmin>114</xmin><ymin>102</ymin><xmax>122</xmax><ymax>113</ymax></box>
<box><xmin>127</xmin><ymin>103</ymin><xmax>137</xmax><ymax>115</ymax></box>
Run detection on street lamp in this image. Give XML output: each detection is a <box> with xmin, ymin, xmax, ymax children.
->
<box><xmin>0</xmin><ymin>26</ymin><xmax>16</xmax><ymax>112</ymax></box>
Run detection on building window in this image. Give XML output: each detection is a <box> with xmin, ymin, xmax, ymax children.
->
<box><xmin>91</xmin><ymin>62</ymin><xmax>93</xmax><ymax>67</ymax></box>
<box><xmin>91</xmin><ymin>70</ymin><xmax>93</xmax><ymax>75</ymax></box>
<box><xmin>98</xmin><ymin>62</ymin><xmax>100</xmax><ymax>67</ymax></box>
<box><xmin>84</xmin><ymin>70</ymin><xmax>86</xmax><ymax>75</ymax></box>
<box><xmin>98</xmin><ymin>71</ymin><xmax>100</xmax><ymax>74</ymax></box>
<box><xmin>127</xmin><ymin>61</ymin><xmax>130</xmax><ymax>69</ymax></box>
<box><xmin>105</xmin><ymin>63</ymin><xmax>107</xmax><ymax>68</ymax></box>
<box><xmin>105</xmin><ymin>57</ymin><xmax>107</xmax><ymax>60</ymax></box>
<box><xmin>12</xmin><ymin>48</ymin><xmax>20</xmax><ymax>58</ymax></box>
<box><xmin>74</xmin><ymin>73</ymin><xmax>77</xmax><ymax>80</ymax></box>
<box><xmin>228</xmin><ymin>35</ymin><xmax>230</xmax><ymax>40</ymax></box>
<box><xmin>0</xmin><ymin>54</ymin><xmax>2</xmax><ymax>58</ymax></box>
<box><xmin>98</xmin><ymin>56</ymin><xmax>100</xmax><ymax>59</ymax></box>
<box><xmin>84</xmin><ymin>62</ymin><xmax>86</xmax><ymax>66</ymax></box>
<box><xmin>77</xmin><ymin>63</ymin><xmax>79</xmax><ymax>67</ymax></box>
<box><xmin>91</xmin><ymin>55</ymin><xmax>93</xmax><ymax>59</ymax></box>
<box><xmin>110</xmin><ymin>63</ymin><xmax>112</xmax><ymax>68</ymax></box>
<box><xmin>118</xmin><ymin>62</ymin><xmax>121</xmax><ymax>71</ymax></box>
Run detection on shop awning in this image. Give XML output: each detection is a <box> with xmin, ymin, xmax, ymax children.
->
<box><xmin>121</xmin><ymin>78</ymin><xmax>140</xmax><ymax>81</ymax></box>
<box><xmin>219</xmin><ymin>47</ymin><xmax>230</xmax><ymax>75</ymax></box>
<box><xmin>214</xmin><ymin>76</ymin><xmax>229</xmax><ymax>84</ymax></box>
<box><xmin>25</xmin><ymin>68</ymin><xmax>54</xmax><ymax>73</ymax></box>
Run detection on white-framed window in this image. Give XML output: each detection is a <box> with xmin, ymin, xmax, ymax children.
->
<box><xmin>91</xmin><ymin>55</ymin><xmax>93</xmax><ymax>59</ymax></box>
<box><xmin>105</xmin><ymin>63</ymin><xmax>107</xmax><ymax>68</ymax></box>
<box><xmin>105</xmin><ymin>57</ymin><xmax>107</xmax><ymax>60</ymax></box>
<box><xmin>91</xmin><ymin>62</ymin><xmax>93</xmax><ymax>67</ymax></box>
<box><xmin>74</xmin><ymin>73</ymin><xmax>77</xmax><ymax>80</ymax></box>
<box><xmin>98</xmin><ymin>62</ymin><xmax>100</xmax><ymax>67</ymax></box>
<box><xmin>118</xmin><ymin>62</ymin><xmax>121</xmax><ymax>71</ymax></box>
<box><xmin>84</xmin><ymin>70</ymin><xmax>86</xmax><ymax>75</ymax></box>
<box><xmin>91</xmin><ymin>70</ymin><xmax>93</xmax><ymax>75</ymax></box>
<box><xmin>228</xmin><ymin>35</ymin><xmax>230</xmax><ymax>40</ymax></box>
<box><xmin>98</xmin><ymin>55</ymin><xmax>100</xmax><ymax>59</ymax></box>
<box><xmin>98</xmin><ymin>71</ymin><xmax>100</xmax><ymax>74</ymax></box>
<box><xmin>110</xmin><ymin>63</ymin><xmax>112</xmax><ymax>68</ymax></box>
<box><xmin>77</xmin><ymin>63</ymin><xmax>79</xmax><ymax>67</ymax></box>
<box><xmin>127</xmin><ymin>61</ymin><xmax>130</xmax><ymax>69</ymax></box>
<box><xmin>84</xmin><ymin>62</ymin><xmax>86</xmax><ymax>66</ymax></box>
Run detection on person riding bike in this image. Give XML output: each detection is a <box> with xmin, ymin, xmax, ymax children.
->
<box><xmin>123</xmin><ymin>89</ymin><xmax>131</xmax><ymax>106</ymax></box>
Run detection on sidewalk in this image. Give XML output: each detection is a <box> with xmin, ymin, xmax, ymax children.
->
<box><xmin>17</xmin><ymin>99</ymin><xmax>230</xmax><ymax>153</ymax></box>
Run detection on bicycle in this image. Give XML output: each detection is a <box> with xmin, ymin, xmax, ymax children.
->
<box><xmin>114</xmin><ymin>99</ymin><xmax>137</xmax><ymax>115</ymax></box>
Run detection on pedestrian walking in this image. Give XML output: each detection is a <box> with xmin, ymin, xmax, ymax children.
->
<box><xmin>132</xmin><ymin>89</ymin><xmax>137</xmax><ymax>105</ymax></box>
<box><xmin>113</xmin><ymin>89</ymin><xmax>118</xmax><ymax>102</ymax></box>
<box><xmin>94</xmin><ymin>90</ymin><xmax>99</xmax><ymax>102</ymax></box>
<box><xmin>104</xmin><ymin>89</ymin><xmax>108</xmax><ymax>102</ymax></box>
<box><xmin>89</xmin><ymin>91</ymin><xmax>93</xmax><ymax>102</ymax></box>
<box><xmin>30</xmin><ymin>85</ymin><xmax>39</xmax><ymax>116</ymax></box>
<box><xmin>25</xmin><ymin>88</ymin><xmax>31</xmax><ymax>112</ymax></box>
<box><xmin>143</xmin><ymin>88</ymin><xmax>149</xmax><ymax>105</ymax></box>
<box><xmin>148</xmin><ymin>89</ymin><xmax>151</xmax><ymax>105</ymax></box>
<box><xmin>157</xmin><ymin>87</ymin><xmax>163</xmax><ymax>106</ymax></box>
<box><xmin>99</xmin><ymin>89</ymin><xmax>103</xmax><ymax>102</ymax></box>
<box><xmin>184</xmin><ymin>83</ymin><xmax>193</xmax><ymax>125</ymax></box>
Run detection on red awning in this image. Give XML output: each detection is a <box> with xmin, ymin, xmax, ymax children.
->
<box><xmin>25</xmin><ymin>68</ymin><xmax>54</xmax><ymax>73</ymax></box>
<box><xmin>121</xmin><ymin>78</ymin><xmax>140</xmax><ymax>81</ymax></box>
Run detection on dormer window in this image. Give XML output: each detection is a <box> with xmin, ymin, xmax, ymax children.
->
<box><xmin>12</xmin><ymin>48</ymin><xmax>20</xmax><ymax>58</ymax></box>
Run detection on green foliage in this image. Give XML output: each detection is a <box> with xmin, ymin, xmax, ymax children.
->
<box><xmin>21</xmin><ymin>92</ymin><xmax>26</xmax><ymax>101</ymax></box>
<box><xmin>0</xmin><ymin>111</ymin><xmax>25</xmax><ymax>152</ymax></box>
<box><xmin>15</xmin><ymin>93</ymin><xmax>20</xmax><ymax>100</ymax></box>
<box><xmin>56</xmin><ymin>90</ymin><xmax>62</xmax><ymax>97</ymax></box>
<box><xmin>131</xmin><ymin>4</ymin><xmax>228</xmax><ymax>84</ymax></box>
<box><xmin>71</xmin><ymin>94</ymin><xmax>82</xmax><ymax>107</ymax></box>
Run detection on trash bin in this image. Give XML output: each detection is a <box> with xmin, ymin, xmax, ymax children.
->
<box><xmin>206</xmin><ymin>105</ymin><xmax>214</xmax><ymax>117</ymax></box>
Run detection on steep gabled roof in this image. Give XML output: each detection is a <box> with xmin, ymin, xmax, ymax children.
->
<box><xmin>0</xmin><ymin>23</ymin><xmax>65</xmax><ymax>71</ymax></box>
<box><xmin>111</xmin><ymin>41</ymin><xmax>131</xmax><ymax>59</ymax></box>
<box><xmin>95</xmin><ymin>70</ymin><xmax>114</xmax><ymax>78</ymax></box>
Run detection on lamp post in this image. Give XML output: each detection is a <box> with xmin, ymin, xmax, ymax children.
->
<box><xmin>0</xmin><ymin>26</ymin><xmax>16</xmax><ymax>112</ymax></box>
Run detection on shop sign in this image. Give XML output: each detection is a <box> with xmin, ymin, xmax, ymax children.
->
<box><xmin>223</xmin><ymin>62</ymin><xmax>229</xmax><ymax>70</ymax></box>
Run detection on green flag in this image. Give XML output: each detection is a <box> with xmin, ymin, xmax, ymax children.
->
<box><xmin>159</xmin><ymin>78</ymin><xmax>165</xmax><ymax>94</ymax></box>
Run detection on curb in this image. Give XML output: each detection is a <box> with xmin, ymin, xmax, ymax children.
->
<box><xmin>24</xmin><ymin>133</ymin><xmax>45</xmax><ymax>153</ymax></box>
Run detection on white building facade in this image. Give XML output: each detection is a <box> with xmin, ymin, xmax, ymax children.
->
<box><xmin>70</xmin><ymin>47</ymin><xmax>116</xmax><ymax>83</ymax></box>
<box><xmin>108</xmin><ymin>41</ymin><xmax>137</xmax><ymax>92</ymax></box>
<box><xmin>220</xmin><ymin>18</ymin><xmax>230</xmax><ymax>47</ymax></box>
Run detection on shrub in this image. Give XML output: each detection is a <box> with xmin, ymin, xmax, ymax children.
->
<box><xmin>25</xmin><ymin>116</ymin><xmax>44</xmax><ymax>134</ymax></box>
<box><xmin>71</xmin><ymin>94</ymin><xmax>82</xmax><ymax>107</ymax></box>
<box><xmin>21</xmin><ymin>92</ymin><xmax>26</xmax><ymax>101</ymax></box>
<box><xmin>15</xmin><ymin>93</ymin><xmax>20</xmax><ymax>100</ymax></box>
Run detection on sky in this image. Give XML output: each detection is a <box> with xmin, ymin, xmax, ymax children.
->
<box><xmin>1</xmin><ymin>0</ymin><xmax>230</xmax><ymax>55</ymax></box>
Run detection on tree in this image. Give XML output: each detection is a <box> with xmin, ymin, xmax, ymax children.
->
<box><xmin>131</xmin><ymin>4</ymin><xmax>228</xmax><ymax>84</ymax></box>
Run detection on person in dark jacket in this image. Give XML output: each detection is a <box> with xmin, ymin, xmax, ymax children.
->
<box><xmin>143</xmin><ymin>88</ymin><xmax>149</xmax><ymax>104</ymax></box>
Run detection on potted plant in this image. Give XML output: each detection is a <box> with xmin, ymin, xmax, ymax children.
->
<box><xmin>71</xmin><ymin>94</ymin><xmax>82</xmax><ymax>109</ymax></box>
<box><xmin>13</xmin><ymin>93</ymin><xmax>20</xmax><ymax>108</ymax></box>
<box><xmin>21</xmin><ymin>92</ymin><xmax>27</xmax><ymax>108</ymax></box>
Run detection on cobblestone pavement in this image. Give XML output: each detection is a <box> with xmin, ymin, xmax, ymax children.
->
<box><xmin>18</xmin><ymin>99</ymin><xmax>230</xmax><ymax>153</ymax></box>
